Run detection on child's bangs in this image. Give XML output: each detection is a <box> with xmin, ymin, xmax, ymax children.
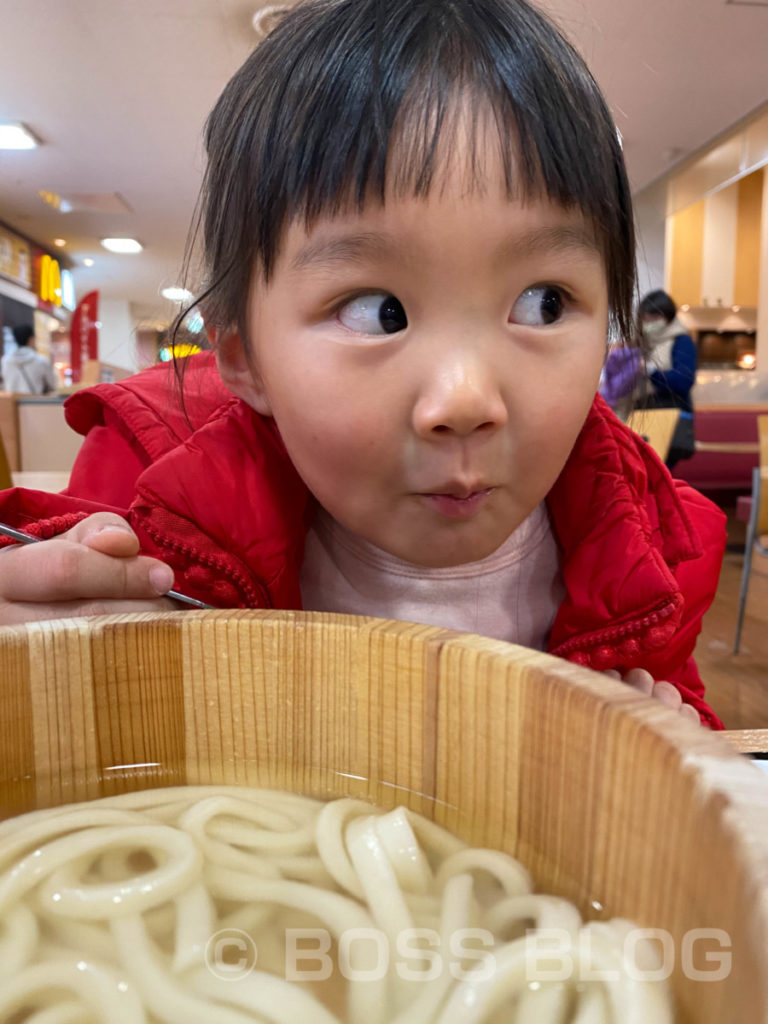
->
<box><xmin>199</xmin><ymin>0</ymin><xmax>635</xmax><ymax>340</ymax></box>
<box><xmin>303</xmin><ymin>84</ymin><xmax>538</xmax><ymax>214</ymax></box>
<box><xmin>276</xmin><ymin>16</ymin><xmax>617</xmax><ymax>245</ymax></box>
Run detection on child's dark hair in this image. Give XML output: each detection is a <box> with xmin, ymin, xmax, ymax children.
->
<box><xmin>185</xmin><ymin>0</ymin><xmax>636</xmax><ymax>348</ymax></box>
<box><xmin>639</xmin><ymin>290</ymin><xmax>677</xmax><ymax>324</ymax></box>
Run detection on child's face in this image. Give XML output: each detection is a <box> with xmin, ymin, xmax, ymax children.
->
<box><xmin>219</xmin><ymin>137</ymin><xmax>609</xmax><ymax>567</ymax></box>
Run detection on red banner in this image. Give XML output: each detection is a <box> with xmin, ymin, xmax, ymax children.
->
<box><xmin>70</xmin><ymin>290</ymin><xmax>99</xmax><ymax>383</ymax></box>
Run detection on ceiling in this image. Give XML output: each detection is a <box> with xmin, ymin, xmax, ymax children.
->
<box><xmin>0</xmin><ymin>0</ymin><xmax>766</xmax><ymax>327</ymax></box>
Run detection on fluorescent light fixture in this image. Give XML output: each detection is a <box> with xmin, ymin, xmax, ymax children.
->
<box><xmin>0</xmin><ymin>122</ymin><xmax>40</xmax><ymax>149</ymax></box>
<box><xmin>101</xmin><ymin>237</ymin><xmax>142</xmax><ymax>253</ymax></box>
<box><xmin>161</xmin><ymin>286</ymin><xmax>194</xmax><ymax>302</ymax></box>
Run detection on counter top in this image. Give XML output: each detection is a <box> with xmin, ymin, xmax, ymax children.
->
<box><xmin>724</xmin><ymin>729</ymin><xmax>768</xmax><ymax>754</ymax></box>
<box><xmin>14</xmin><ymin>394</ymin><xmax>66</xmax><ymax>405</ymax></box>
<box><xmin>11</xmin><ymin>471</ymin><xmax>70</xmax><ymax>492</ymax></box>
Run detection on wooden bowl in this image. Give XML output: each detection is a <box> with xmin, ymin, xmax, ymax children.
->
<box><xmin>2</xmin><ymin>609</ymin><xmax>768</xmax><ymax>1022</ymax></box>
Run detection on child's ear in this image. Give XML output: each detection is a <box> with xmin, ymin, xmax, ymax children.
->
<box><xmin>212</xmin><ymin>327</ymin><xmax>272</xmax><ymax>416</ymax></box>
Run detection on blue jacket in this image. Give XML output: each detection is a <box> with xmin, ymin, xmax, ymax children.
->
<box><xmin>649</xmin><ymin>333</ymin><xmax>697</xmax><ymax>414</ymax></box>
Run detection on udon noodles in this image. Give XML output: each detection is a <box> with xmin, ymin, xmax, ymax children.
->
<box><xmin>0</xmin><ymin>787</ymin><xmax>674</xmax><ymax>1023</ymax></box>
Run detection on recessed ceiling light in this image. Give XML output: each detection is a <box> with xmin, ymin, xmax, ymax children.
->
<box><xmin>83</xmin><ymin>258</ymin><xmax>95</xmax><ymax>267</ymax></box>
<box><xmin>161</xmin><ymin>286</ymin><xmax>194</xmax><ymax>302</ymax></box>
<box><xmin>53</xmin><ymin>238</ymin><xmax>66</xmax><ymax>248</ymax></box>
<box><xmin>0</xmin><ymin>122</ymin><xmax>40</xmax><ymax>149</ymax></box>
<box><xmin>100</xmin><ymin>237</ymin><xmax>142</xmax><ymax>253</ymax></box>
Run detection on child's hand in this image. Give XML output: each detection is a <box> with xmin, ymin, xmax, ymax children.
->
<box><xmin>0</xmin><ymin>513</ymin><xmax>179</xmax><ymax>625</ymax></box>
<box><xmin>605</xmin><ymin>668</ymin><xmax>701</xmax><ymax>726</ymax></box>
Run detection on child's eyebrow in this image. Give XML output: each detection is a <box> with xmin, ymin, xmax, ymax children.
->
<box><xmin>290</xmin><ymin>232</ymin><xmax>398</xmax><ymax>273</ymax></box>
<box><xmin>290</xmin><ymin>224</ymin><xmax>601</xmax><ymax>274</ymax></box>
<box><xmin>496</xmin><ymin>225</ymin><xmax>602</xmax><ymax>262</ymax></box>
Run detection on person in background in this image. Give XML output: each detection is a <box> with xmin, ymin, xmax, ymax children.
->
<box><xmin>1</xmin><ymin>325</ymin><xmax>59</xmax><ymax>396</ymax></box>
<box><xmin>638</xmin><ymin>290</ymin><xmax>697</xmax><ymax>468</ymax></box>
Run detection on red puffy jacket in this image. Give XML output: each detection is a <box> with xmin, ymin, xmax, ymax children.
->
<box><xmin>0</xmin><ymin>353</ymin><xmax>726</xmax><ymax>727</ymax></box>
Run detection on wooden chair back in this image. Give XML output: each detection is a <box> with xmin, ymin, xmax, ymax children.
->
<box><xmin>625</xmin><ymin>408</ymin><xmax>681</xmax><ymax>462</ymax></box>
<box><xmin>0</xmin><ymin>425</ymin><xmax>12</xmax><ymax>490</ymax></box>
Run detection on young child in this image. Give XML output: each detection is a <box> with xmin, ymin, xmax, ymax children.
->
<box><xmin>0</xmin><ymin>0</ymin><xmax>726</xmax><ymax>727</ymax></box>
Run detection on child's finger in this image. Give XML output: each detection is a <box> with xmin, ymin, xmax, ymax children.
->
<box><xmin>609</xmin><ymin>666</ymin><xmax>701</xmax><ymax>724</ymax></box>
<box><xmin>622</xmin><ymin>668</ymin><xmax>655</xmax><ymax>696</ymax></box>
<box><xmin>678</xmin><ymin>702</ymin><xmax>702</xmax><ymax>727</ymax></box>
<box><xmin>650</xmin><ymin>680</ymin><xmax>683</xmax><ymax>711</ymax></box>
<box><xmin>65</xmin><ymin>512</ymin><xmax>141</xmax><ymax>557</ymax></box>
<box><xmin>0</xmin><ymin>540</ymin><xmax>174</xmax><ymax>604</ymax></box>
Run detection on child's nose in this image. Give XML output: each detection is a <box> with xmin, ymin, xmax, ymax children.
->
<box><xmin>412</xmin><ymin>356</ymin><xmax>508</xmax><ymax>438</ymax></box>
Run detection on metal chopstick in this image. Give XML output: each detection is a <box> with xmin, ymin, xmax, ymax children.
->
<box><xmin>0</xmin><ymin>521</ymin><xmax>216</xmax><ymax>610</ymax></box>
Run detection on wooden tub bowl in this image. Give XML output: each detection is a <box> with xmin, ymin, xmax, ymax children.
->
<box><xmin>1</xmin><ymin>609</ymin><xmax>768</xmax><ymax>1022</ymax></box>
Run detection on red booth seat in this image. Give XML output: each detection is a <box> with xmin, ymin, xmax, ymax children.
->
<box><xmin>672</xmin><ymin>404</ymin><xmax>765</xmax><ymax>493</ymax></box>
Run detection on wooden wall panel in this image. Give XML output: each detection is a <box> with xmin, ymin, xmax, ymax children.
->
<box><xmin>669</xmin><ymin>200</ymin><xmax>705</xmax><ymax>307</ymax></box>
<box><xmin>734</xmin><ymin>169</ymin><xmax>764</xmax><ymax>309</ymax></box>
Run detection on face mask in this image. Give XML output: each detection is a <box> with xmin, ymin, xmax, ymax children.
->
<box><xmin>642</xmin><ymin>319</ymin><xmax>667</xmax><ymax>341</ymax></box>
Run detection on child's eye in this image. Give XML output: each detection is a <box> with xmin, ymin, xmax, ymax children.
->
<box><xmin>510</xmin><ymin>286</ymin><xmax>566</xmax><ymax>326</ymax></box>
<box><xmin>337</xmin><ymin>293</ymin><xmax>408</xmax><ymax>335</ymax></box>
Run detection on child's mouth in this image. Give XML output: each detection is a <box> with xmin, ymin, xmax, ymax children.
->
<box><xmin>421</xmin><ymin>488</ymin><xmax>494</xmax><ymax>520</ymax></box>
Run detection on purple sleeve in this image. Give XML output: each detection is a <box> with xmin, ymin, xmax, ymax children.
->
<box><xmin>599</xmin><ymin>348</ymin><xmax>642</xmax><ymax>409</ymax></box>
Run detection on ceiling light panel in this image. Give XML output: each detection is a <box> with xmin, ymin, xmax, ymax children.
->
<box><xmin>0</xmin><ymin>122</ymin><xmax>40</xmax><ymax>149</ymax></box>
<box><xmin>101</xmin><ymin>238</ymin><xmax>143</xmax><ymax>253</ymax></box>
<box><xmin>161</xmin><ymin>287</ymin><xmax>194</xmax><ymax>302</ymax></box>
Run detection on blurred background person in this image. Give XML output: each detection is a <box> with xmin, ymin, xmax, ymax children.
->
<box><xmin>1</xmin><ymin>325</ymin><xmax>58</xmax><ymax>395</ymax></box>
<box><xmin>638</xmin><ymin>289</ymin><xmax>697</xmax><ymax>468</ymax></box>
